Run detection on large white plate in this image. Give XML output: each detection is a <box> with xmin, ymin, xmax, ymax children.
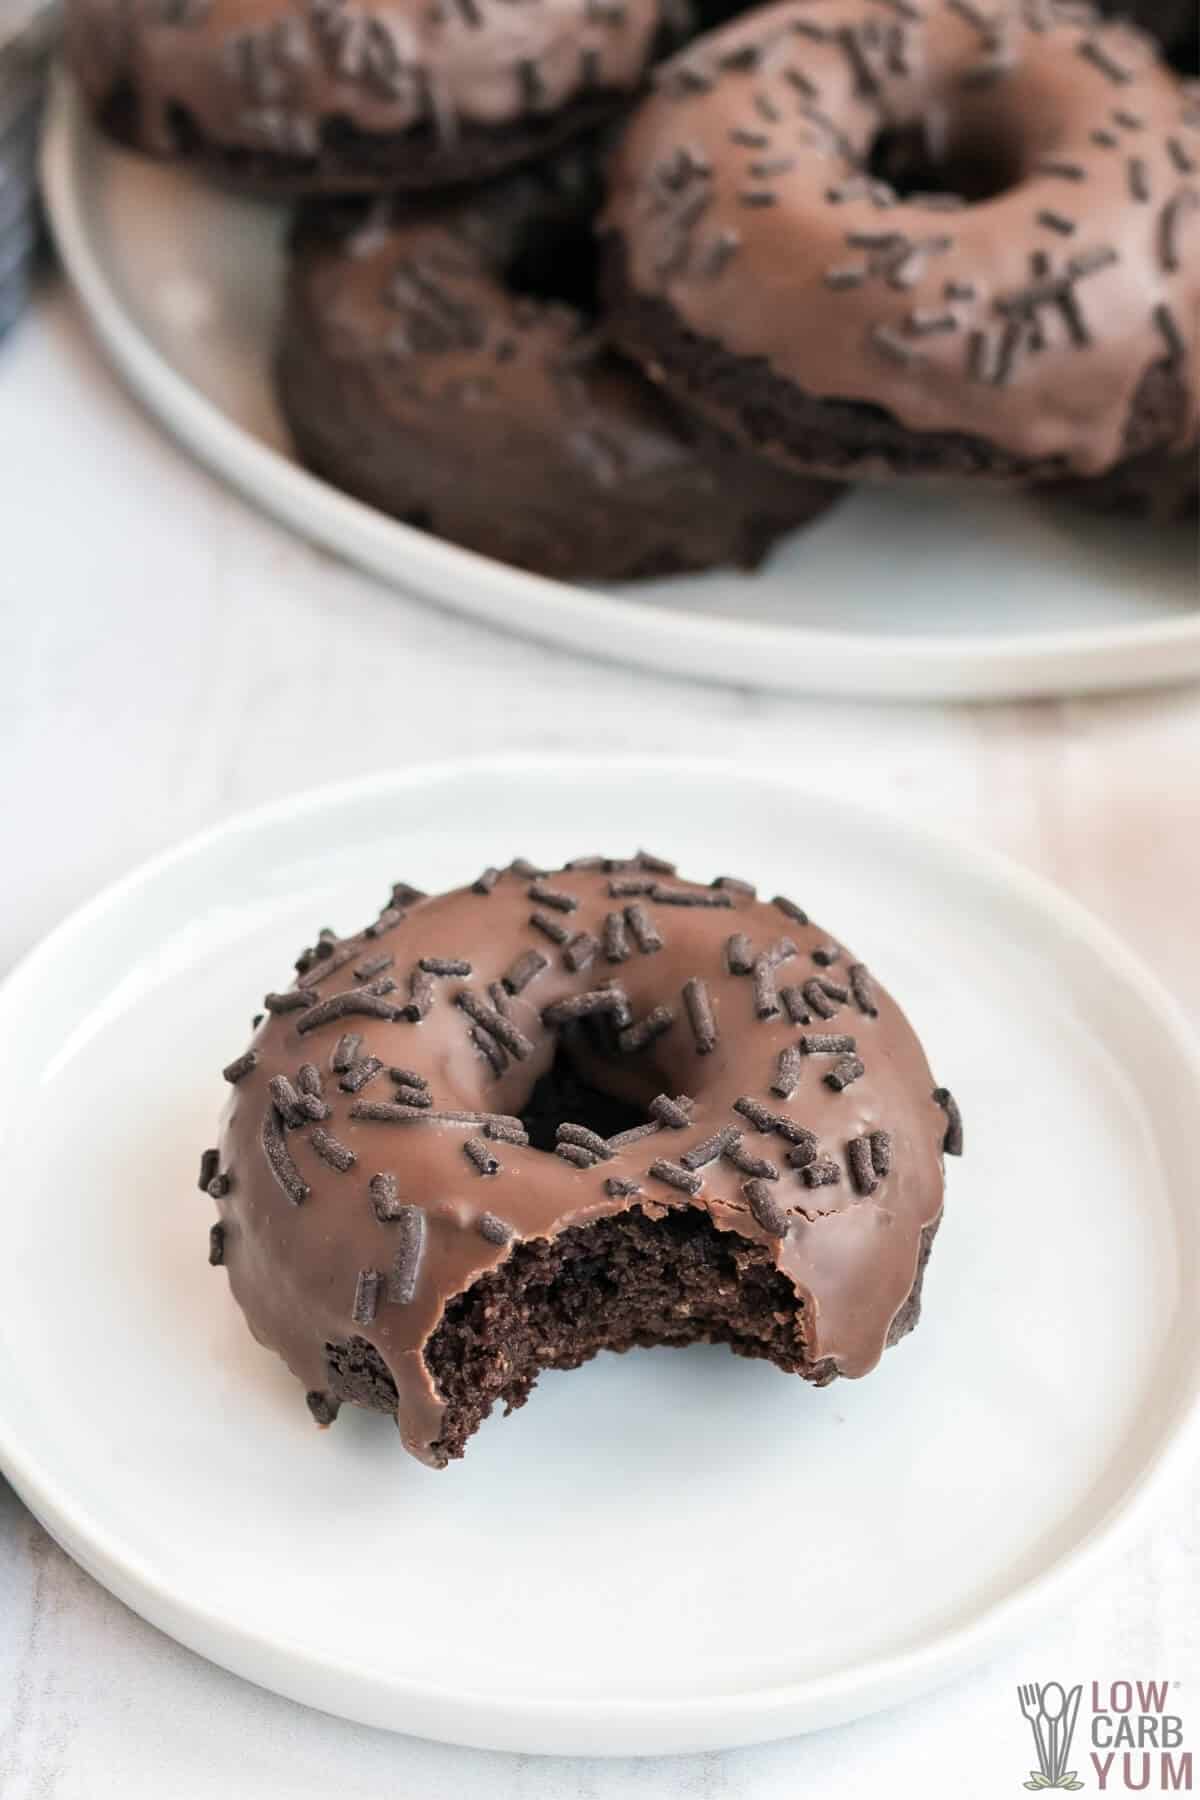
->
<box><xmin>1</xmin><ymin>756</ymin><xmax>1198</xmax><ymax>1755</ymax></box>
<box><xmin>41</xmin><ymin>79</ymin><xmax>1198</xmax><ymax>702</ymax></box>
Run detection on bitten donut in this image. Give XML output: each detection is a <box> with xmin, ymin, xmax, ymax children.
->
<box><xmin>203</xmin><ymin>854</ymin><xmax>961</xmax><ymax>1467</ymax></box>
<box><xmin>277</xmin><ymin>151</ymin><xmax>841</xmax><ymax>580</ymax></box>
<box><xmin>602</xmin><ymin>0</ymin><xmax>1200</xmax><ymax>481</ymax></box>
<box><xmin>65</xmin><ymin>0</ymin><xmax>686</xmax><ymax>193</ymax></box>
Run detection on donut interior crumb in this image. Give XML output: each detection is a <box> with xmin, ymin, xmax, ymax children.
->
<box><xmin>328</xmin><ymin>1207</ymin><xmax>815</xmax><ymax>1467</ymax></box>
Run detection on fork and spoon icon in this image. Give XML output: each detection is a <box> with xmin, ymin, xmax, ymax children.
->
<box><xmin>1017</xmin><ymin>1682</ymin><xmax>1084</xmax><ymax>1790</ymax></box>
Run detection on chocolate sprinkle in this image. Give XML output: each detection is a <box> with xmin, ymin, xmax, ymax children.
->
<box><xmin>296</xmin><ymin>989</ymin><xmax>399</xmax><ymax>1033</ymax></box>
<box><xmin>933</xmin><ymin>1086</ymin><xmax>964</xmax><ymax>1155</ymax></box>
<box><xmin>370</xmin><ymin>1171</ymin><xmax>403</xmax><ymax>1221</ymax></box>
<box><xmin>825</xmin><ymin>1054</ymin><xmax>865</xmax><ymax>1091</ymax></box>
<box><xmin>264</xmin><ymin>988</ymin><xmax>317</xmax><ymax>1014</ymax></box>
<box><xmin>637</xmin><ymin>850</ymin><xmax>677</xmax><ymax>874</ymax></box>
<box><xmin>419</xmin><ymin>956</ymin><xmax>472</xmax><ymax>977</ymax></box>
<box><xmin>477</xmin><ymin>1212</ymin><xmax>514</xmax><ymax>1245</ymax></box>
<box><xmin>458</xmin><ymin>990</ymin><xmax>535</xmax><ymax>1058</ymax></box>
<box><xmin>650</xmin><ymin>1093</ymin><xmax>694</xmax><ymax>1129</ymax></box>
<box><xmin>464</xmin><ymin>1136</ymin><xmax>500</xmax><ymax>1176</ymax></box>
<box><xmin>811</xmin><ymin>944</ymin><xmax>841</xmax><ymax>966</ymax></box>
<box><xmin>208</xmin><ymin>1223</ymin><xmax>225</xmax><ymax>1266</ymax></box>
<box><xmin>618</xmin><ymin>1005</ymin><xmax>676</xmax><ymax>1053</ymax></box>
<box><xmin>681</xmin><ymin>1128</ymin><xmax>738</xmax><ymax>1171</ymax></box>
<box><xmin>1077</xmin><ymin>36</ymin><xmax>1132</xmax><ymax>84</ymax></box>
<box><xmin>199</xmin><ymin>1147</ymin><xmax>219</xmax><ymax>1192</ymax></box>
<box><xmin>773</xmin><ymin>895</ymin><xmax>809</xmax><ymax>925</ymax></box>
<box><xmin>1153</xmin><ymin>301</ymin><xmax>1185</xmax><ymax>363</ymax></box>
<box><xmin>268</xmin><ymin>1075</ymin><xmax>306</xmax><ymax>1128</ymax></box>
<box><xmin>354</xmin><ymin>953</ymin><xmax>394</xmax><ymax>981</ymax></box>
<box><xmin>608</xmin><ymin>877</ymin><xmax>655</xmax><ymax>896</ymax></box>
<box><xmin>603</xmin><ymin>912</ymin><xmax>631</xmax><ymax>962</ymax></box>
<box><xmin>848</xmin><ymin>964</ymin><xmax>879</xmax><ymax>1017</ymax></box>
<box><xmin>781</xmin><ymin>986</ymin><xmax>812</xmax><ymax>1024</ymax></box>
<box><xmin>556</xmin><ymin>1143</ymin><xmax>598</xmax><ymax>1168</ymax></box>
<box><xmin>311</xmin><ymin>1128</ymin><xmax>356</xmax><ymax>1172</ymax></box>
<box><xmin>339</xmin><ymin>1056</ymin><xmax>385</xmax><ymax>1094</ymax></box>
<box><xmin>392</xmin><ymin>1083</ymin><xmax>433</xmax><ymax>1107</ymax></box>
<box><xmin>353</xmin><ymin>1268</ymin><xmax>382</xmax><ymax>1325</ymax></box>
<box><xmin>752</xmin><ymin>953</ymin><xmax>781</xmax><ymax>1019</ymax></box>
<box><xmin>772</xmin><ymin>1044</ymin><xmax>804</xmax><ymax>1098</ymax></box>
<box><xmin>261</xmin><ymin>1109</ymin><xmax>310</xmax><ymax>1205</ymax></box>
<box><xmin>847</xmin><ymin>1135</ymin><xmax>878</xmax><ymax>1195</ymax></box>
<box><xmin>530</xmin><ymin>910</ymin><xmax>571</xmax><ymax>945</ymax></box>
<box><xmin>724</xmin><ymin>1139</ymin><xmax>779</xmax><ymax>1179</ymax></box>
<box><xmin>365</xmin><ymin>907</ymin><xmax>404</xmax><ymax>940</ymax></box>
<box><xmin>557</xmin><ymin>1122</ymin><xmax>613</xmax><ymax>1159</ymax></box>
<box><xmin>713</xmin><ymin>875</ymin><xmax>757</xmax><ymax>897</ymax></box>
<box><xmin>388</xmin><ymin>1066</ymin><xmax>428</xmax><ymax>1090</ymax></box>
<box><xmin>683</xmin><ymin>977</ymin><xmax>719</xmax><ymax>1053</ymax></box>
<box><xmin>332</xmin><ymin>1032</ymin><xmax>364</xmax><ymax>1072</ymax></box>
<box><xmin>649</xmin><ymin>1158</ymin><xmax>703</xmax><ymax>1195</ymax></box>
<box><xmin>726</xmin><ymin>932</ymin><xmax>755</xmax><ymax>975</ymax></box>
<box><xmin>607</xmin><ymin>1122</ymin><xmax>662</xmax><ymax>1153</ymax></box>
<box><xmin>503</xmin><ymin>948</ymin><xmax>549</xmax><ymax>993</ymax></box>
<box><xmin>528</xmin><ymin>882</ymin><xmax>579</xmax><ymax>913</ymax></box>
<box><xmin>483</xmin><ymin>1117</ymin><xmax>529</xmax><ymax>1144</ymax></box>
<box><xmin>785</xmin><ymin>1133</ymin><xmax>819</xmax><ymax>1170</ymax></box>
<box><xmin>388</xmin><ymin>1205</ymin><xmax>426</xmax><ymax>1302</ymax></box>
<box><xmin>624</xmin><ymin>903</ymin><xmax>664</xmax><ymax>953</ymax></box>
<box><xmin>870</xmin><ymin>1129</ymin><xmax>892</xmax><ymax>1176</ymax></box>
<box><xmin>472</xmin><ymin>867</ymin><xmax>500</xmax><ymax>894</ymax></box>
<box><xmin>802</xmin><ymin>1156</ymin><xmax>842</xmax><ymax>1188</ymax></box>
<box><xmin>543</xmin><ymin>988</ymin><xmax>631</xmax><ymax>1026</ymax></box>
<box><xmin>1159</xmin><ymin>189</ymin><xmax>1199</xmax><ymax>273</ymax></box>
<box><xmin>802</xmin><ymin>979</ymin><xmax>840</xmax><ymax>1020</ymax></box>
<box><xmin>744</xmin><ymin>1178</ymin><xmax>788</xmax><ymax>1237</ymax></box>
<box><xmin>800</xmin><ymin>1032</ymin><xmax>856</xmax><ymax>1054</ymax></box>
<box><xmin>401</xmin><ymin>969</ymin><xmax>435</xmax><ymax>1022</ymax></box>
<box><xmin>1127</xmin><ymin>156</ymin><xmax>1150</xmax><ymax>203</ymax></box>
<box><xmin>649</xmin><ymin>884</ymin><xmax>733</xmax><ymax>908</ymax></box>
<box><xmin>564</xmin><ymin>931</ymin><xmax>600</xmax><ymax>973</ymax></box>
<box><xmin>389</xmin><ymin>882</ymin><xmax>426</xmax><ymax>909</ymax></box>
<box><xmin>604</xmin><ymin>1177</ymin><xmax>642</xmax><ymax>1197</ymax></box>
<box><xmin>222</xmin><ymin>1050</ymin><xmax>258</xmax><ymax>1084</ymax></box>
<box><xmin>733</xmin><ymin>1097</ymin><xmax>815</xmax><ymax>1145</ymax></box>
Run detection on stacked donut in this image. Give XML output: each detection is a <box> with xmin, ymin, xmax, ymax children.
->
<box><xmin>69</xmin><ymin>0</ymin><xmax>1199</xmax><ymax>572</ymax></box>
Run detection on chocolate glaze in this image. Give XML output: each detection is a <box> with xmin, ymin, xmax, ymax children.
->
<box><xmin>66</xmin><ymin>0</ymin><xmax>676</xmax><ymax>187</ymax></box>
<box><xmin>211</xmin><ymin>857</ymin><xmax>952</xmax><ymax>1466</ymax></box>
<box><xmin>277</xmin><ymin>150</ymin><xmax>841</xmax><ymax>580</ymax></box>
<box><xmin>601</xmin><ymin>0</ymin><xmax>1200</xmax><ymax>477</ymax></box>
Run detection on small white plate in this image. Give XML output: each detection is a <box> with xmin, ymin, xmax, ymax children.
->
<box><xmin>2</xmin><ymin>758</ymin><xmax>1198</xmax><ymax>1754</ymax></box>
<box><xmin>41</xmin><ymin>80</ymin><xmax>1199</xmax><ymax>703</ymax></box>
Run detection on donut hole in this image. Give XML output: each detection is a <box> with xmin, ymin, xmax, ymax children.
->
<box><xmin>421</xmin><ymin>1207</ymin><xmax>813</xmax><ymax>1464</ymax></box>
<box><xmin>867</xmin><ymin>116</ymin><xmax>1024</xmax><ymax>204</ymax></box>
<box><xmin>504</xmin><ymin>209</ymin><xmax>602</xmax><ymax>319</ymax></box>
<box><xmin>517</xmin><ymin>1042</ymin><xmax>649</xmax><ymax>1153</ymax></box>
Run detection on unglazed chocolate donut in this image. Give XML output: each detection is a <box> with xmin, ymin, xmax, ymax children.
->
<box><xmin>277</xmin><ymin>149</ymin><xmax>841</xmax><ymax>579</ymax></box>
<box><xmin>602</xmin><ymin>0</ymin><xmax>1200</xmax><ymax>481</ymax></box>
<box><xmin>65</xmin><ymin>0</ymin><xmax>687</xmax><ymax>192</ymax></box>
<box><xmin>202</xmin><ymin>854</ymin><xmax>961</xmax><ymax>1467</ymax></box>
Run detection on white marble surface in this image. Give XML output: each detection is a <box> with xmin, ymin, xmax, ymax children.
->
<box><xmin>0</xmin><ymin>284</ymin><xmax>1197</xmax><ymax>1800</ymax></box>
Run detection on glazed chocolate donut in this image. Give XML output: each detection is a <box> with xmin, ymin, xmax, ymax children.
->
<box><xmin>65</xmin><ymin>0</ymin><xmax>686</xmax><ymax>193</ymax></box>
<box><xmin>203</xmin><ymin>854</ymin><xmax>960</xmax><ymax>1467</ymax></box>
<box><xmin>602</xmin><ymin>0</ymin><xmax>1200</xmax><ymax>482</ymax></box>
<box><xmin>277</xmin><ymin>152</ymin><xmax>841</xmax><ymax>580</ymax></box>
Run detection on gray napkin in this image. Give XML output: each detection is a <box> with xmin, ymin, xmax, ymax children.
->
<box><xmin>0</xmin><ymin>2</ymin><xmax>60</xmax><ymax>345</ymax></box>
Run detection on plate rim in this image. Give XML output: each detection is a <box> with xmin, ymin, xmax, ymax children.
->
<box><xmin>1</xmin><ymin>751</ymin><xmax>1199</xmax><ymax>1752</ymax></box>
<box><xmin>39</xmin><ymin>77</ymin><xmax>1200</xmax><ymax>707</ymax></box>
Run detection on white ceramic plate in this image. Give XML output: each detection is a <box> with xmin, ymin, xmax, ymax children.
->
<box><xmin>41</xmin><ymin>79</ymin><xmax>1199</xmax><ymax>703</ymax></box>
<box><xmin>1</xmin><ymin>755</ymin><xmax>1198</xmax><ymax>1756</ymax></box>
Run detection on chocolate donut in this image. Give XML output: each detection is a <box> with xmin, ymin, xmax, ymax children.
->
<box><xmin>65</xmin><ymin>0</ymin><xmax>686</xmax><ymax>193</ymax></box>
<box><xmin>203</xmin><ymin>854</ymin><xmax>960</xmax><ymax>1467</ymax></box>
<box><xmin>277</xmin><ymin>152</ymin><xmax>841</xmax><ymax>580</ymax></box>
<box><xmin>602</xmin><ymin>0</ymin><xmax>1200</xmax><ymax>482</ymax></box>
